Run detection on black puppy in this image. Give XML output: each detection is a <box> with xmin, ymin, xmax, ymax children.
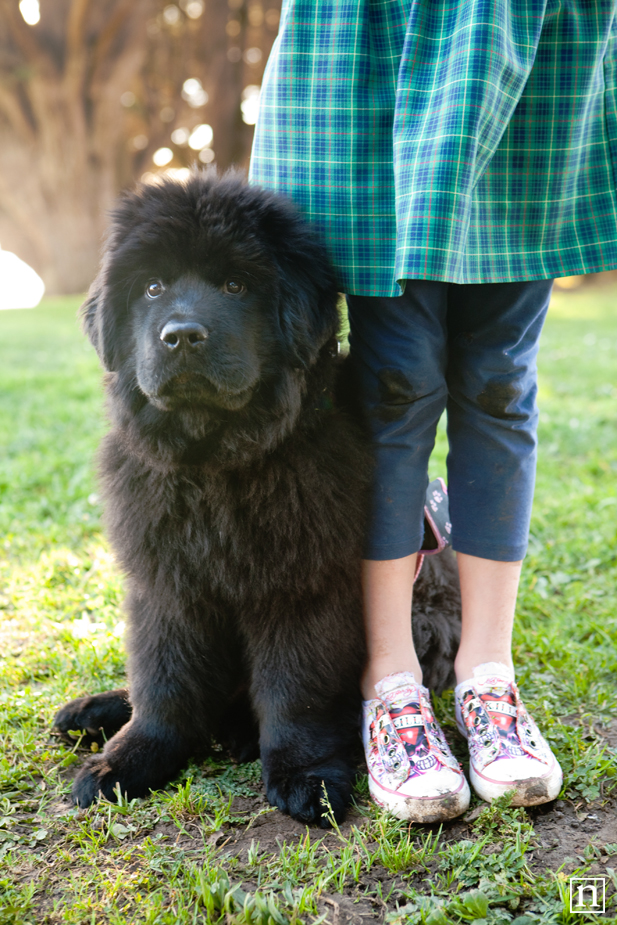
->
<box><xmin>54</xmin><ymin>173</ymin><xmax>461</xmax><ymax>825</ymax></box>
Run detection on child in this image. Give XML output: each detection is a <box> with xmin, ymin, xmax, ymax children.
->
<box><xmin>249</xmin><ymin>0</ymin><xmax>617</xmax><ymax>821</ymax></box>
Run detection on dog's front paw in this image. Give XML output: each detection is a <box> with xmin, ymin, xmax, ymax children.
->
<box><xmin>71</xmin><ymin>720</ymin><xmax>193</xmax><ymax>807</ymax></box>
<box><xmin>264</xmin><ymin>763</ymin><xmax>352</xmax><ymax>827</ymax></box>
<box><xmin>54</xmin><ymin>689</ymin><xmax>132</xmax><ymax>747</ymax></box>
<box><xmin>72</xmin><ymin>755</ymin><xmax>130</xmax><ymax>807</ymax></box>
<box><xmin>72</xmin><ymin>753</ymin><xmax>161</xmax><ymax>807</ymax></box>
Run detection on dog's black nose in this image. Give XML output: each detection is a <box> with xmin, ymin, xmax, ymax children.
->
<box><xmin>160</xmin><ymin>321</ymin><xmax>209</xmax><ymax>349</ymax></box>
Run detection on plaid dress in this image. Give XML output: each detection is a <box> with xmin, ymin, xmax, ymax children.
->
<box><xmin>249</xmin><ymin>0</ymin><xmax>617</xmax><ymax>295</ymax></box>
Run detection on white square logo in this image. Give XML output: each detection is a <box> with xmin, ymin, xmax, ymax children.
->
<box><xmin>570</xmin><ymin>878</ymin><xmax>606</xmax><ymax>914</ymax></box>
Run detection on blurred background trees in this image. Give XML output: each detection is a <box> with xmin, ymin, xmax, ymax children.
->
<box><xmin>0</xmin><ymin>0</ymin><xmax>280</xmax><ymax>292</ymax></box>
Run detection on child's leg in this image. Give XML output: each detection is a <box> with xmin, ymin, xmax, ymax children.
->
<box><xmin>361</xmin><ymin>553</ymin><xmax>420</xmax><ymax>695</ymax></box>
<box><xmin>349</xmin><ymin>280</ymin><xmax>549</xmax><ymax>697</ymax></box>
<box><xmin>445</xmin><ymin>279</ymin><xmax>552</xmax><ymax>563</ymax></box>
<box><xmin>443</xmin><ymin>280</ymin><xmax>551</xmax><ymax>680</ymax></box>
<box><xmin>361</xmin><ymin>554</ymin><xmax>521</xmax><ymax>692</ymax></box>
<box><xmin>350</xmin><ymin>279</ymin><xmax>561</xmax><ymax>816</ymax></box>
<box><xmin>454</xmin><ymin>554</ymin><xmax>520</xmax><ymax>682</ymax></box>
<box><xmin>445</xmin><ymin>280</ymin><xmax>561</xmax><ymax>804</ymax></box>
<box><xmin>348</xmin><ymin>283</ymin><xmax>472</xmax><ymax>821</ymax></box>
<box><xmin>346</xmin><ymin>282</ymin><xmax>449</xmax><ymax>696</ymax></box>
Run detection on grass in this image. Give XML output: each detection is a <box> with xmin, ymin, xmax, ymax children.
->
<box><xmin>1</xmin><ymin>286</ymin><xmax>617</xmax><ymax>923</ymax></box>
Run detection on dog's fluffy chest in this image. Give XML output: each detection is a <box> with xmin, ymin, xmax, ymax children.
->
<box><xmin>102</xmin><ymin>427</ymin><xmax>366</xmax><ymax>604</ymax></box>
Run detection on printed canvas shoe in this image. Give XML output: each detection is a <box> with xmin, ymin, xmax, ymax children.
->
<box><xmin>363</xmin><ymin>672</ymin><xmax>470</xmax><ymax>822</ymax></box>
<box><xmin>455</xmin><ymin>662</ymin><xmax>563</xmax><ymax>806</ymax></box>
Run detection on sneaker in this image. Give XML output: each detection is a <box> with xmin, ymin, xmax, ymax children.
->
<box><xmin>363</xmin><ymin>672</ymin><xmax>470</xmax><ymax>822</ymax></box>
<box><xmin>455</xmin><ymin>662</ymin><xmax>563</xmax><ymax>806</ymax></box>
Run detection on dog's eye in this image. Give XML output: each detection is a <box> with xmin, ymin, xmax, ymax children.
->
<box><xmin>224</xmin><ymin>280</ymin><xmax>245</xmax><ymax>295</ymax></box>
<box><xmin>145</xmin><ymin>280</ymin><xmax>165</xmax><ymax>299</ymax></box>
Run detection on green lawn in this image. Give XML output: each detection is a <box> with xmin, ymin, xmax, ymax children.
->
<box><xmin>1</xmin><ymin>287</ymin><xmax>616</xmax><ymax>924</ymax></box>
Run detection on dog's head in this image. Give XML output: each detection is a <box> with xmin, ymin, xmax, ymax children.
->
<box><xmin>83</xmin><ymin>173</ymin><xmax>339</xmax><ymax>453</ymax></box>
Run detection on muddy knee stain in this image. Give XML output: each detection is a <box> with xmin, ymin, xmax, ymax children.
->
<box><xmin>477</xmin><ymin>376</ymin><xmax>523</xmax><ymax>421</ymax></box>
<box><xmin>376</xmin><ymin>368</ymin><xmax>418</xmax><ymax>422</ymax></box>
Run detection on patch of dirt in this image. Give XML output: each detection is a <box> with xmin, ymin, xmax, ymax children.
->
<box><xmin>214</xmin><ymin>790</ymin><xmax>369</xmax><ymax>856</ymax></box>
<box><xmin>529</xmin><ymin>797</ymin><xmax>617</xmax><ymax>873</ymax></box>
<box><xmin>316</xmin><ymin>892</ymin><xmax>380</xmax><ymax>923</ymax></box>
<box><xmin>183</xmin><ymin>784</ymin><xmax>617</xmax><ymax>921</ymax></box>
<box><xmin>596</xmin><ymin>719</ymin><xmax>617</xmax><ymax>750</ymax></box>
<box><xmin>222</xmin><ymin>783</ymin><xmax>617</xmax><ymax>884</ymax></box>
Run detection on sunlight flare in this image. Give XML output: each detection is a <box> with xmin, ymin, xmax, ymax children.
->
<box><xmin>0</xmin><ymin>248</ymin><xmax>45</xmax><ymax>309</ymax></box>
<box><xmin>19</xmin><ymin>0</ymin><xmax>40</xmax><ymax>25</ymax></box>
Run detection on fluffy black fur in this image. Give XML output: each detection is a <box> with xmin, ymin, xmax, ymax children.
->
<box><xmin>54</xmin><ymin>173</ymin><xmax>461</xmax><ymax>825</ymax></box>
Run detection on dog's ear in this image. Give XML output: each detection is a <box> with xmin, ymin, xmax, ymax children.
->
<box><xmin>277</xmin><ymin>263</ymin><xmax>339</xmax><ymax>368</ymax></box>
<box><xmin>80</xmin><ymin>278</ymin><xmax>101</xmax><ymax>354</ymax></box>
<box><xmin>80</xmin><ymin>266</ymin><xmax>123</xmax><ymax>372</ymax></box>
<box><xmin>249</xmin><ymin>186</ymin><xmax>340</xmax><ymax>368</ymax></box>
<box><xmin>267</xmin><ymin>213</ymin><xmax>340</xmax><ymax>368</ymax></box>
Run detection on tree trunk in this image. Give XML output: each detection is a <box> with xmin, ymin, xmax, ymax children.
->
<box><xmin>0</xmin><ymin>0</ymin><xmax>280</xmax><ymax>293</ymax></box>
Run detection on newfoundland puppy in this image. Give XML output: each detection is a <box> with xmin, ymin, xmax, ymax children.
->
<box><xmin>54</xmin><ymin>173</ymin><xmax>461</xmax><ymax>825</ymax></box>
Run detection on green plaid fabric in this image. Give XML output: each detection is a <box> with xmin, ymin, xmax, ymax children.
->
<box><xmin>249</xmin><ymin>0</ymin><xmax>617</xmax><ymax>295</ymax></box>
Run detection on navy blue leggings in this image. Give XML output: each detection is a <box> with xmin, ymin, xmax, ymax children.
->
<box><xmin>346</xmin><ymin>280</ymin><xmax>553</xmax><ymax>562</ymax></box>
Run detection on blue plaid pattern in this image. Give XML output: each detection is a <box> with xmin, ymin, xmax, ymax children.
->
<box><xmin>249</xmin><ymin>0</ymin><xmax>617</xmax><ymax>295</ymax></box>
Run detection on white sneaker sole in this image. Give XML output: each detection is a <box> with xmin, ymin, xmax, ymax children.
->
<box><xmin>469</xmin><ymin>757</ymin><xmax>563</xmax><ymax>806</ymax></box>
<box><xmin>368</xmin><ymin>771</ymin><xmax>471</xmax><ymax>823</ymax></box>
<box><xmin>455</xmin><ymin>719</ymin><xmax>563</xmax><ymax>806</ymax></box>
